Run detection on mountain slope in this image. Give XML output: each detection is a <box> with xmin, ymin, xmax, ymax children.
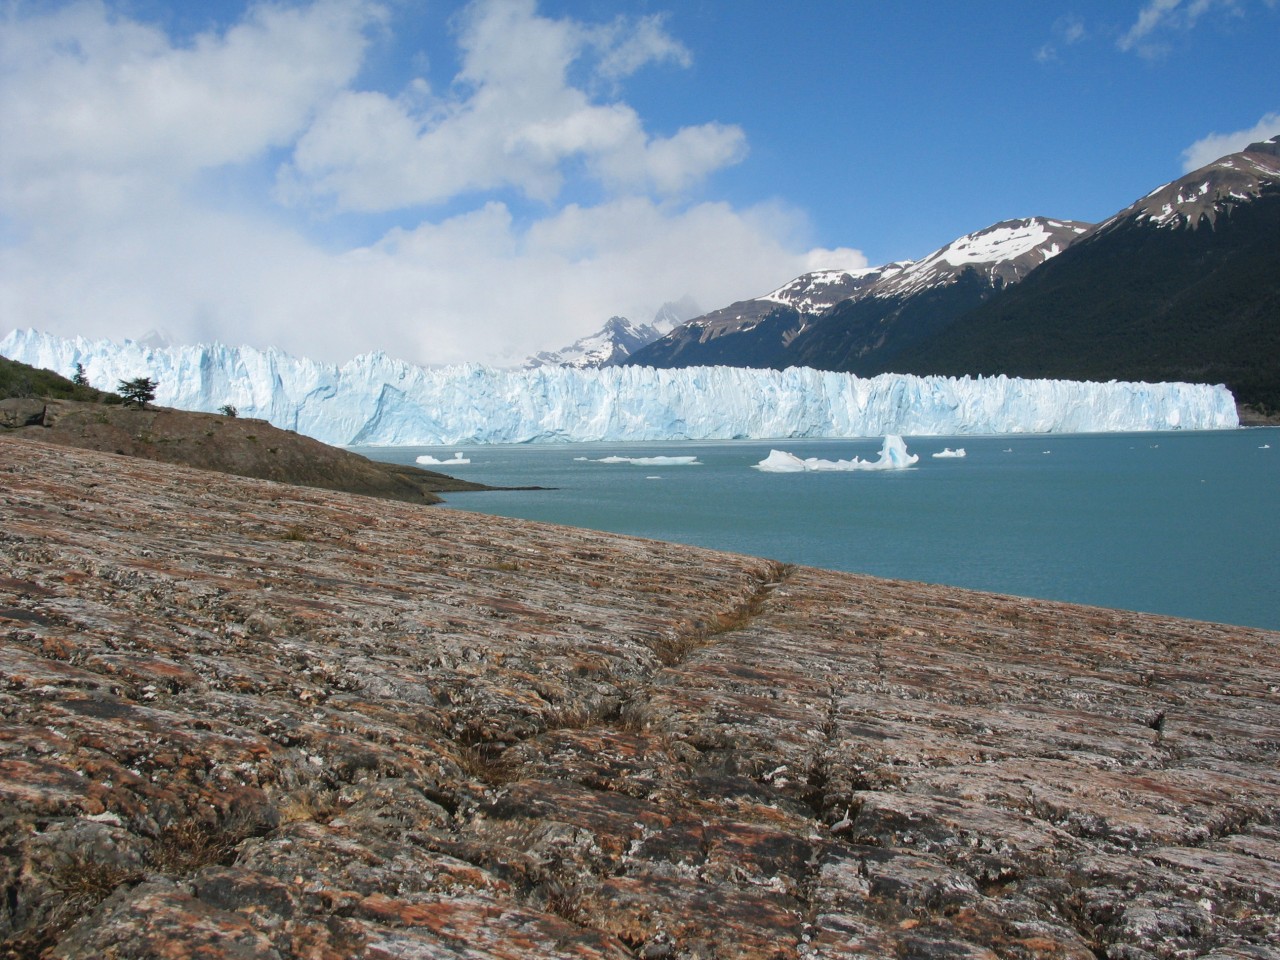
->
<box><xmin>896</xmin><ymin>137</ymin><xmax>1280</xmax><ymax>411</ymax></box>
<box><xmin>627</xmin><ymin>219</ymin><xmax>1087</xmax><ymax>372</ymax></box>
<box><xmin>788</xmin><ymin>218</ymin><xmax>1089</xmax><ymax>374</ymax></box>
<box><xmin>626</xmin><ymin>268</ymin><xmax>902</xmax><ymax>369</ymax></box>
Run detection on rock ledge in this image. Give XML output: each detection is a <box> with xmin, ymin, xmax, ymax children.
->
<box><xmin>2</xmin><ymin>435</ymin><xmax>1277</xmax><ymax>959</ymax></box>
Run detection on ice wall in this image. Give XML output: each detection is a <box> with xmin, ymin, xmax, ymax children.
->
<box><xmin>1</xmin><ymin>329</ymin><xmax>1240</xmax><ymax>446</ymax></box>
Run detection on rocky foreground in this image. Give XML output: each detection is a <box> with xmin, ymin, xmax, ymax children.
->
<box><xmin>1</xmin><ymin>435</ymin><xmax>1278</xmax><ymax>960</ymax></box>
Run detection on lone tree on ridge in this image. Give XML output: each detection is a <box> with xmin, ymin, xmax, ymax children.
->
<box><xmin>117</xmin><ymin>377</ymin><xmax>158</xmax><ymax>409</ymax></box>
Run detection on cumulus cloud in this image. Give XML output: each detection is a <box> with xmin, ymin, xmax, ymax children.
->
<box><xmin>0</xmin><ymin>0</ymin><xmax>382</xmax><ymax>218</ymax></box>
<box><xmin>0</xmin><ymin>0</ymin><xmax>860</xmax><ymax>367</ymax></box>
<box><xmin>1180</xmin><ymin>112</ymin><xmax>1280</xmax><ymax>170</ymax></box>
<box><xmin>278</xmin><ymin>0</ymin><xmax>745</xmax><ymax>211</ymax></box>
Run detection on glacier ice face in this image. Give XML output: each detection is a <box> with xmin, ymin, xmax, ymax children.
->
<box><xmin>0</xmin><ymin>328</ymin><xmax>1240</xmax><ymax>446</ymax></box>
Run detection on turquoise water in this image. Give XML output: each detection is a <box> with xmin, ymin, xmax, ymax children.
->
<box><xmin>357</xmin><ymin>428</ymin><xmax>1280</xmax><ymax>630</ymax></box>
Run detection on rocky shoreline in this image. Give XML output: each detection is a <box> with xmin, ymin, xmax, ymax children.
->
<box><xmin>2</xmin><ymin>434</ymin><xmax>1278</xmax><ymax>959</ymax></box>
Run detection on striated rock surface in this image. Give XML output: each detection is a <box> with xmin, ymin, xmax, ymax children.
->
<box><xmin>1</xmin><ymin>434</ymin><xmax>1278</xmax><ymax>959</ymax></box>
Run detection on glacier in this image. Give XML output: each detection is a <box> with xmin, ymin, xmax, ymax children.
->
<box><xmin>0</xmin><ymin>329</ymin><xmax>1240</xmax><ymax>446</ymax></box>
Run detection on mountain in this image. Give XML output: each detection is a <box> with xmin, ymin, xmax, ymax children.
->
<box><xmin>624</xmin><ymin>267</ymin><xmax>904</xmax><ymax>369</ymax></box>
<box><xmin>626</xmin><ymin>219</ymin><xmax>1088</xmax><ymax>371</ymax></box>
<box><xmin>787</xmin><ymin>218</ymin><xmax>1090</xmax><ymax>374</ymax></box>
<box><xmin>525</xmin><ymin>316</ymin><xmax>667</xmax><ymax>369</ymax></box>
<box><xmin>524</xmin><ymin>297</ymin><xmax>700</xmax><ymax>369</ymax></box>
<box><xmin>0</xmin><ymin>329</ymin><xmax>1238</xmax><ymax>445</ymax></box>
<box><xmin>895</xmin><ymin>137</ymin><xmax>1280</xmax><ymax>412</ymax></box>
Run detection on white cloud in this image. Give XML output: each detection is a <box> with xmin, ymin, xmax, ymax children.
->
<box><xmin>279</xmin><ymin>0</ymin><xmax>744</xmax><ymax>211</ymax></box>
<box><xmin>0</xmin><ymin>191</ymin><xmax>864</xmax><ymax>367</ymax></box>
<box><xmin>0</xmin><ymin>0</ymin><xmax>382</xmax><ymax>217</ymax></box>
<box><xmin>1035</xmin><ymin>15</ymin><xmax>1086</xmax><ymax>63</ymax></box>
<box><xmin>0</xmin><ymin>1</ymin><xmax>860</xmax><ymax>368</ymax></box>
<box><xmin>1117</xmin><ymin>0</ymin><xmax>1244</xmax><ymax>56</ymax></box>
<box><xmin>593</xmin><ymin>13</ymin><xmax>692</xmax><ymax>81</ymax></box>
<box><xmin>1180</xmin><ymin>112</ymin><xmax>1280</xmax><ymax>170</ymax></box>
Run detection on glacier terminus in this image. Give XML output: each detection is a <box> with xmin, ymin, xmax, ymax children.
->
<box><xmin>0</xmin><ymin>329</ymin><xmax>1240</xmax><ymax>446</ymax></box>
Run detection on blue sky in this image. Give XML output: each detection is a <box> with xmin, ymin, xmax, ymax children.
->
<box><xmin>2</xmin><ymin>0</ymin><xmax>1277</xmax><ymax>366</ymax></box>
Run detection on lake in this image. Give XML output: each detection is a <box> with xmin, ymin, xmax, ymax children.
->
<box><xmin>357</xmin><ymin>428</ymin><xmax>1279</xmax><ymax>631</ymax></box>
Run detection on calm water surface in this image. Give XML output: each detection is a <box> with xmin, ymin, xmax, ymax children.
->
<box><xmin>357</xmin><ymin>428</ymin><xmax>1279</xmax><ymax>630</ymax></box>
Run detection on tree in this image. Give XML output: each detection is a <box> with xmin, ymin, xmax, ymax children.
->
<box><xmin>218</xmin><ymin>404</ymin><xmax>238</xmax><ymax>417</ymax></box>
<box><xmin>72</xmin><ymin>363</ymin><xmax>89</xmax><ymax>387</ymax></box>
<box><xmin>117</xmin><ymin>377</ymin><xmax>158</xmax><ymax>409</ymax></box>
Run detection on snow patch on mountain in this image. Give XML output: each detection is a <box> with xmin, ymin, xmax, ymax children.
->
<box><xmin>872</xmin><ymin>218</ymin><xmax>1090</xmax><ymax>298</ymax></box>
<box><xmin>2</xmin><ymin>329</ymin><xmax>1239</xmax><ymax>446</ymax></box>
<box><xmin>1103</xmin><ymin>136</ymin><xmax>1280</xmax><ymax>232</ymax></box>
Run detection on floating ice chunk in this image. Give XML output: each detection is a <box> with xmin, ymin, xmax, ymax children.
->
<box><xmin>581</xmin><ymin>455</ymin><xmax>701</xmax><ymax>466</ymax></box>
<box><xmin>416</xmin><ymin>452</ymin><xmax>471</xmax><ymax>465</ymax></box>
<box><xmin>754</xmin><ymin>435</ymin><xmax>919</xmax><ymax>472</ymax></box>
<box><xmin>931</xmin><ymin>447</ymin><xmax>966</xmax><ymax>458</ymax></box>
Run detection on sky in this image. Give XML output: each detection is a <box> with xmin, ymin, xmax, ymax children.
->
<box><xmin>1</xmin><ymin>0</ymin><xmax>1278</xmax><ymax>367</ymax></box>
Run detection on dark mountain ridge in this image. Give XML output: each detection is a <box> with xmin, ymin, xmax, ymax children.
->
<box><xmin>898</xmin><ymin>137</ymin><xmax>1280</xmax><ymax>412</ymax></box>
<box><xmin>625</xmin><ymin>219</ymin><xmax>1089</xmax><ymax>373</ymax></box>
<box><xmin>623</xmin><ymin>138</ymin><xmax>1280</xmax><ymax>414</ymax></box>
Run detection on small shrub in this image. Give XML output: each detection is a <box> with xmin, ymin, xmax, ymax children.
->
<box><xmin>218</xmin><ymin>404</ymin><xmax>238</xmax><ymax>417</ymax></box>
<box><xmin>277</xmin><ymin>786</ymin><xmax>340</xmax><ymax>825</ymax></box>
<box><xmin>456</xmin><ymin>742</ymin><xmax>520</xmax><ymax>785</ymax></box>
<box><xmin>147</xmin><ymin>818</ymin><xmax>253</xmax><ymax>875</ymax></box>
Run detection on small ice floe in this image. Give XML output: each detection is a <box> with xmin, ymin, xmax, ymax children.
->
<box><xmin>578</xmin><ymin>455</ymin><xmax>701</xmax><ymax>466</ymax></box>
<box><xmin>416</xmin><ymin>452</ymin><xmax>471</xmax><ymax>465</ymax></box>
<box><xmin>931</xmin><ymin>447</ymin><xmax>966</xmax><ymax>459</ymax></box>
<box><xmin>755</xmin><ymin>435</ymin><xmax>919</xmax><ymax>472</ymax></box>
<box><xmin>646</xmin><ymin>475</ymin><xmax>662</xmax><ymax>480</ymax></box>
<box><xmin>1261</xmin><ymin>444</ymin><xmax>1272</xmax><ymax>449</ymax></box>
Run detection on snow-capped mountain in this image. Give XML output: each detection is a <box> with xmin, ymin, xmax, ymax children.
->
<box><xmin>524</xmin><ymin>298</ymin><xmax>700</xmax><ymax>369</ymax></box>
<box><xmin>1102</xmin><ymin>135</ymin><xmax>1280</xmax><ymax>232</ymax></box>
<box><xmin>525</xmin><ymin>316</ymin><xmax>667</xmax><ymax>370</ymax></box>
<box><xmin>627</xmin><ymin>217</ymin><xmax>1087</xmax><ymax>371</ymax></box>
<box><xmin>865</xmin><ymin>217</ymin><xmax>1089</xmax><ymax>299</ymax></box>
<box><xmin>893</xmin><ymin>136</ymin><xmax>1280</xmax><ymax>412</ymax></box>
<box><xmin>0</xmin><ymin>329</ymin><xmax>1237</xmax><ymax>445</ymax></box>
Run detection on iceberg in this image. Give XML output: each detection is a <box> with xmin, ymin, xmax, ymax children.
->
<box><xmin>755</xmin><ymin>435</ymin><xmax>920</xmax><ymax>472</ymax></box>
<box><xmin>415</xmin><ymin>452</ymin><xmax>471</xmax><ymax>465</ymax></box>
<box><xmin>577</xmin><ymin>455</ymin><xmax>702</xmax><ymax>465</ymax></box>
<box><xmin>931</xmin><ymin>448</ymin><xmax>966</xmax><ymax>458</ymax></box>
<box><xmin>0</xmin><ymin>329</ymin><xmax>1241</xmax><ymax>446</ymax></box>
